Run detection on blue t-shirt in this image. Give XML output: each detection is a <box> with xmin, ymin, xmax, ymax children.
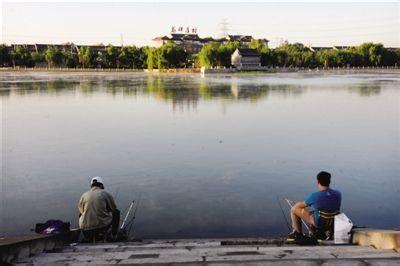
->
<box><xmin>305</xmin><ymin>188</ymin><xmax>341</xmax><ymax>226</ymax></box>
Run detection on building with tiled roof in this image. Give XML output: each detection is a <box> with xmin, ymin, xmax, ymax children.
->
<box><xmin>231</xmin><ymin>48</ymin><xmax>261</xmax><ymax>69</ymax></box>
<box><xmin>152</xmin><ymin>33</ymin><xmax>269</xmax><ymax>53</ymax></box>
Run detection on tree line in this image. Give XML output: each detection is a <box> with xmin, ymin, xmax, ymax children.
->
<box><xmin>1</xmin><ymin>41</ymin><xmax>399</xmax><ymax>69</ymax></box>
<box><xmin>199</xmin><ymin>40</ymin><xmax>400</xmax><ymax>68</ymax></box>
<box><xmin>0</xmin><ymin>44</ymin><xmax>149</xmax><ymax>69</ymax></box>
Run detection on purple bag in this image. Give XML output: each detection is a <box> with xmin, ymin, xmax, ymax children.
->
<box><xmin>35</xmin><ymin>220</ymin><xmax>70</xmax><ymax>234</ymax></box>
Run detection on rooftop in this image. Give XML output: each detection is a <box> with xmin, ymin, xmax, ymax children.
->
<box><xmin>152</xmin><ymin>34</ymin><xmax>269</xmax><ymax>44</ymax></box>
<box><xmin>236</xmin><ymin>48</ymin><xmax>261</xmax><ymax>57</ymax></box>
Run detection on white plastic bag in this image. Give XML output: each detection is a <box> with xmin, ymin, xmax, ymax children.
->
<box><xmin>334</xmin><ymin>213</ymin><xmax>353</xmax><ymax>244</ymax></box>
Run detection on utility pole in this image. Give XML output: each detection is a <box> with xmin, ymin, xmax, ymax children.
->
<box><xmin>120</xmin><ymin>33</ymin><xmax>124</xmax><ymax>47</ymax></box>
<box><xmin>219</xmin><ymin>18</ymin><xmax>229</xmax><ymax>38</ymax></box>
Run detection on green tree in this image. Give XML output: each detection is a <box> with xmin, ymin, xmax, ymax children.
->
<box><xmin>249</xmin><ymin>39</ymin><xmax>270</xmax><ymax>66</ymax></box>
<box><xmin>217</xmin><ymin>41</ymin><xmax>240</xmax><ymax>67</ymax></box>
<box><xmin>198</xmin><ymin>42</ymin><xmax>219</xmax><ymax>68</ymax></box>
<box><xmin>118</xmin><ymin>46</ymin><xmax>133</xmax><ymax>68</ymax></box>
<box><xmin>274</xmin><ymin>42</ymin><xmax>316</xmax><ymax>67</ymax></box>
<box><xmin>119</xmin><ymin>45</ymin><xmax>148</xmax><ymax>69</ymax></box>
<box><xmin>248</xmin><ymin>39</ymin><xmax>268</xmax><ymax>53</ymax></box>
<box><xmin>78</xmin><ymin>46</ymin><xmax>95</xmax><ymax>68</ymax></box>
<box><xmin>137</xmin><ymin>47</ymin><xmax>148</xmax><ymax>68</ymax></box>
<box><xmin>269</xmin><ymin>49</ymin><xmax>288</xmax><ymax>67</ymax></box>
<box><xmin>355</xmin><ymin>42</ymin><xmax>385</xmax><ymax>66</ymax></box>
<box><xmin>63</xmin><ymin>50</ymin><xmax>79</xmax><ymax>68</ymax></box>
<box><xmin>259</xmin><ymin>49</ymin><xmax>274</xmax><ymax>66</ymax></box>
<box><xmin>104</xmin><ymin>45</ymin><xmax>119</xmax><ymax>68</ymax></box>
<box><xmin>31</xmin><ymin>51</ymin><xmax>45</xmax><ymax>66</ymax></box>
<box><xmin>158</xmin><ymin>42</ymin><xmax>187</xmax><ymax>68</ymax></box>
<box><xmin>11</xmin><ymin>45</ymin><xmax>34</xmax><ymax>67</ymax></box>
<box><xmin>0</xmin><ymin>44</ymin><xmax>11</xmax><ymax>67</ymax></box>
<box><xmin>393</xmin><ymin>48</ymin><xmax>400</xmax><ymax>66</ymax></box>
<box><xmin>367</xmin><ymin>43</ymin><xmax>384</xmax><ymax>66</ymax></box>
<box><xmin>156</xmin><ymin>47</ymin><xmax>167</xmax><ymax>69</ymax></box>
<box><xmin>146</xmin><ymin>47</ymin><xmax>157</xmax><ymax>70</ymax></box>
<box><xmin>343</xmin><ymin>48</ymin><xmax>363</xmax><ymax>67</ymax></box>
<box><xmin>315</xmin><ymin>49</ymin><xmax>336</xmax><ymax>67</ymax></box>
<box><xmin>44</xmin><ymin>46</ymin><xmax>64</xmax><ymax>67</ymax></box>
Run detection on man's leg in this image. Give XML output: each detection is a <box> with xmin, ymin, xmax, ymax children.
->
<box><xmin>290</xmin><ymin>204</ymin><xmax>314</xmax><ymax>234</ymax></box>
<box><xmin>82</xmin><ymin>229</ymin><xmax>94</xmax><ymax>242</ymax></box>
<box><xmin>111</xmin><ymin>209</ymin><xmax>120</xmax><ymax>236</ymax></box>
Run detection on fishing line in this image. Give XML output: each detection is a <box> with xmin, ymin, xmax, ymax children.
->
<box><xmin>276</xmin><ymin>195</ymin><xmax>291</xmax><ymax>231</ymax></box>
<box><xmin>126</xmin><ymin>193</ymin><xmax>142</xmax><ymax>238</ymax></box>
<box><xmin>284</xmin><ymin>198</ymin><xmax>312</xmax><ymax>234</ymax></box>
<box><xmin>114</xmin><ymin>187</ymin><xmax>120</xmax><ymax>201</ymax></box>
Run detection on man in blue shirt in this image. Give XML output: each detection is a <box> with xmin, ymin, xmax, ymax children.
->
<box><xmin>288</xmin><ymin>171</ymin><xmax>341</xmax><ymax>241</ymax></box>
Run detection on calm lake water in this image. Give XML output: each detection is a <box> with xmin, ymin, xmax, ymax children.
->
<box><xmin>0</xmin><ymin>71</ymin><xmax>399</xmax><ymax>238</ymax></box>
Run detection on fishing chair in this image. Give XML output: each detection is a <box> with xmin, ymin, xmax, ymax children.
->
<box><xmin>81</xmin><ymin>226</ymin><xmax>110</xmax><ymax>244</ymax></box>
<box><xmin>86</xmin><ymin>210</ymin><xmax>120</xmax><ymax>244</ymax></box>
<box><xmin>315</xmin><ymin>210</ymin><xmax>340</xmax><ymax>240</ymax></box>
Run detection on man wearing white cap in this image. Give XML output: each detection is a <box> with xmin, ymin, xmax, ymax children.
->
<box><xmin>78</xmin><ymin>176</ymin><xmax>120</xmax><ymax>241</ymax></box>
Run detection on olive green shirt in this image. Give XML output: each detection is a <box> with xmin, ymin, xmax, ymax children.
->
<box><xmin>78</xmin><ymin>187</ymin><xmax>117</xmax><ymax>230</ymax></box>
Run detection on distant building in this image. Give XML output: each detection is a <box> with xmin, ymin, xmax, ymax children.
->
<box><xmin>308</xmin><ymin>46</ymin><xmax>333</xmax><ymax>52</ymax></box>
<box><xmin>153</xmin><ymin>34</ymin><xmax>203</xmax><ymax>53</ymax></box>
<box><xmin>333</xmin><ymin>46</ymin><xmax>351</xmax><ymax>50</ymax></box>
<box><xmin>307</xmin><ymin>46</ymin><xmax>354</xmax><ymax>52</ymax></box>
<box><xmin>225</xmin><ymin>35</ymin><xmax>268</xmax><ymax>48</ymax></box>
<box><xmin>231</xmin><ymin>48</ymin><xmax>261</xmax><ymax>69</ymax></box>
<box><xmin>152</xmin><ymin>34</ymin><xmax>269</xmax><ymax>53</ymax></box>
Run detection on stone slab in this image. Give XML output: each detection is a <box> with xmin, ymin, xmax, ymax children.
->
<box><xmin>353</xmin><ymin>229</ymin><xmax>400</xmax><ymax>250</ymax></box>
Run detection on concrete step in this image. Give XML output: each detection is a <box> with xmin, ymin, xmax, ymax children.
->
<box><xmin>16</xmin><ymin>240</ymin><xmax>400</xmax><ymax>265</ymax></box>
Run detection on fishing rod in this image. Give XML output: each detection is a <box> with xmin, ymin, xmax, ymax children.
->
<box><xmin>120</xmin><ymin>200</ymin><xmax>135</xmax><ymax>229</ymax></box>
<box><xmin>284</xmin><ymin>198</ymin><xmax>312</xmax><ymax>234</ymax></box>
<box><xmin>126</xmin><ymin>195</ymin><xmax>141</xmax><ymax>238</ymax></box>
<box><xmin>276</xmin><ymin>195</ymin><xmax>291</xmax><ymax>231</ymax></box>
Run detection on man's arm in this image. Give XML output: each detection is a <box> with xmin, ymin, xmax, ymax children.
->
<box><xmin>304</xmin><ymin>192</ymin><xmax>315</xmax><ymax>207</ymax></box>
<box><xmin>78</xmin><ymin>194</ymin><xmax>85</xmax><ymax>214</ymax></box>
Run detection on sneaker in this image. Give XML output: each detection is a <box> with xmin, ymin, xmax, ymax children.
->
<box><xmin>287</xmin><ymin>230</ymin><xmax>304</xmax><ymax>242</ymax></box>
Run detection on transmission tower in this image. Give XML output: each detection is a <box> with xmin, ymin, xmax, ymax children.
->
<box><xmin>218</xmin><ymin>18</ymin><xmax>229</xmax><ymax>38</ymax></box>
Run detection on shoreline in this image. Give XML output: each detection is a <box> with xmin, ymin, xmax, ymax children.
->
<box><xmin>1</xmin><ymin>66</ymin><xmax>400</xmax><ymax>74</ymax></box>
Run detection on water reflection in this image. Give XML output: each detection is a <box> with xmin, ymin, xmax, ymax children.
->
<box><xmin>1</xmin><ymin>73</ymin><xmax>389</xmax><ymax>114</ymax></box>
<box><xmin>0</xmin><ymin>74</ymin><xmax>309</xmax><ymax>105</ymax></box>
<box><xmin>348</xmin><ymin>84</ymin><xmax>381</xmax><ymax>96</ymax></box>
<box><xmin>2</xmin><ymin>80</ymin><xmax>78</xmax><ymax>95</ymax></box>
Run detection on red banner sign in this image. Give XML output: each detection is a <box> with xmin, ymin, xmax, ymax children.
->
<box><xmin>171</xmin><ymin>26</ymin><xmax>198</xmax><ymax>34</ymax></box>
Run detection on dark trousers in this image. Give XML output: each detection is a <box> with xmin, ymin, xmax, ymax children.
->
<box><xmin>82</xmin><ymin>209</ymin><xmax>120</xmax><ymax>241</ymax></box>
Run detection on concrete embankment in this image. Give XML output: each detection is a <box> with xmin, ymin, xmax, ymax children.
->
<box><xmin>1</xmin><ymin>229</ymin><xmax>400</xmax><ymax>265</ymax></box>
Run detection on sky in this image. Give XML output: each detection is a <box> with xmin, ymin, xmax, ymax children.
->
<box><xmin>1</xmin><ymin>1</ymin><xmax>399</xmax><ymax>47</ymax></box>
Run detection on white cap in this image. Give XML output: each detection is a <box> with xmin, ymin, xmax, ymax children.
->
<box><xmin>91</xmin><ymin>176</ymin><xmax>104</xmax><ymax>185</ymax></box>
